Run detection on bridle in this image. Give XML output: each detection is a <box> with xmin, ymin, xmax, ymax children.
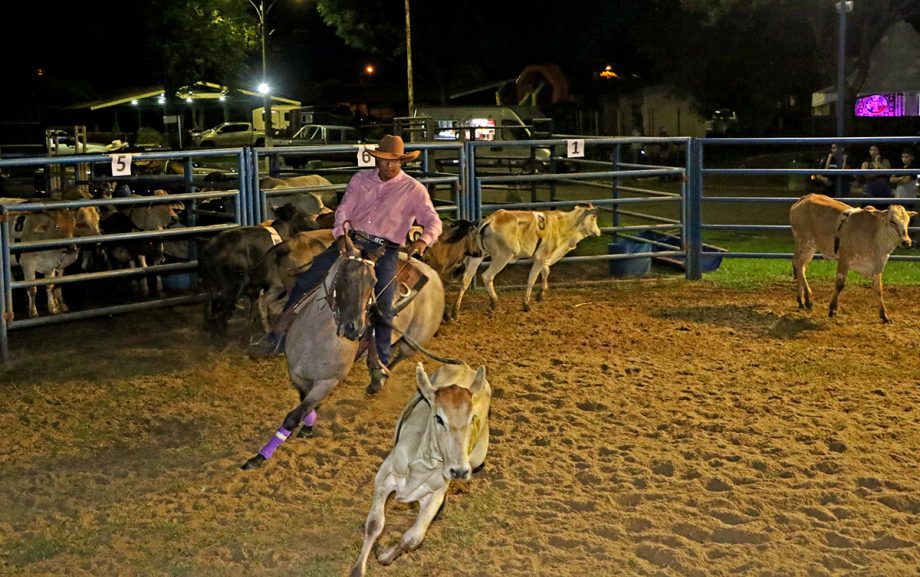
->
<box><xmin>325</xmin><ymin>253</ymin><xmax>378</xmax><ymax>334</ymax></box>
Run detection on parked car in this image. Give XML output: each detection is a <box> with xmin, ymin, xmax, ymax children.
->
<box><xmin>46</xmin><ymin>129</ymin><xmax>109</xmax><ymax>155</ymax></box>
<box><xmin>192</xmin><ymin>122</ymin><xmax>266</xmax><ymax>148</ymax></box>
<box><xmin>274</xmin><ymin>124</ymin><xmax>364</xmax><ymax>168</ymax></box>
<box><xmin>704</xmin><ymin>109</ymin><xmax>739</xmax><ymax>137</ymax></box>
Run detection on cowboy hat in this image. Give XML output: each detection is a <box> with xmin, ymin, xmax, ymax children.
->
<box><xmin>366</xmin><ymin>135</ymin><xmax>419</xmax><ymax>162</ymax></box>
<box><xmin>106</xmin><ymin>139</ymin><xmax>128</xmax><ymax>152</ymax></box>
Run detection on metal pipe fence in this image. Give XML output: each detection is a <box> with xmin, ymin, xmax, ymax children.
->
<box><xmin>6</xmin><ymin>135</ymin><xmax>917</xmax><ymax>363</ymax></box>
<box><xmin>0</xmin><ymin>148</ymin><xmax>250</xmax><ymax>363</ymax></box>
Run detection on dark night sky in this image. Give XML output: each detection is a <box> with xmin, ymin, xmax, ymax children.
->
<box><xmin>3</xmin><ymin>0</ymin><xmax>644</xmax><ymax>109</ymax></box>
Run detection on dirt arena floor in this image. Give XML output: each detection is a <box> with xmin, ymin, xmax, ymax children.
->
<box><xmin>1</xmin><ymin>276</ymin><xmax>919</xmax><ymax>577</ymax></box>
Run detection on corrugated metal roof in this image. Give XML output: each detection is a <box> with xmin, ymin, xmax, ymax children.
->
<box><xmin>71</xmin><ymin>82</ymin><xmax>300</xmax><ymax>110</ymax></box>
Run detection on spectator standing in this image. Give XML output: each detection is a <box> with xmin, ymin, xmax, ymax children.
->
<box><xmin>890</xmin><ymin>148</ymin><xmax>919</xmax><ymax>242</ymax></box>
<box><xmin>813</xmin><ymin>143</ymin><xmax>851</xmax><ymax>198</ymax></box>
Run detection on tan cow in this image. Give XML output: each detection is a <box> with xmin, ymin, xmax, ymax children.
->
<box><xmin>452</xmin><ymin>204</ymin><xmax>602</xmax><ymax>316</ymax></box>
<box><xmin>789</xmin><ymin>193</ymin><xmax>915</xmax><ymax>323</ymax></box>
<box><xmin>260</xmin><ymin>174</ymin><xmax>337</xmax><ymax>215</ymax></box>
<box><xmin>350</xmin><ymin>362</ymin><xmax>491</xmax><ymax>577</ymax></box>
<box><xmin>16</xmin><ymin>210</ymin><xmax>78</xmax><ymax>317</ymax></box>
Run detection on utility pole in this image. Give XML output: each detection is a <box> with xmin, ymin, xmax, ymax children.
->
<box><xmin>249</xmin><ymin>0</ymin><xmax>276</xmax><ymax>147</ymax></box>
<box><xmin>835</xmin><ymin>0</ymin><xmax>853</xmax><ymax>198</ymax></box>
<box><xmin>836</xmin><ymin>1</ymin><xmax>853</xmax><ymax>139</ymax></box>
<box><xmin>405</xmin><ymin>0</ymin><xmax>415</xmax><ymax>127</ymax></box>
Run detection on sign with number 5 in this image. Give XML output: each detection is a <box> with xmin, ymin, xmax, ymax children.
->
<box><xmin>111</xmin><ymin>154</ymin><xmax>133</xmax><ymax>176</ymax></box>
<box><xmin>357</xmin><ymin>145</ymin><xmax>378</xmax><ymax>168</ymax></box>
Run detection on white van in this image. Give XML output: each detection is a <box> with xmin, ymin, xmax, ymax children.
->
<box><xmin>411</xmin><ymin>105</ymin><xmax>554</xmax><ymax>172</ymax></box>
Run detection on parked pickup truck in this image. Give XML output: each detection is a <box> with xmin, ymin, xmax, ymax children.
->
<box><xmin>273</xmin><ymin>124</ymin><xmax>364</xmax><ymax>168</ymax></box>
<box><xmin>192</xmin><ymin>122</ymin><xmax>266</xmax><ymax>148</ymax></box>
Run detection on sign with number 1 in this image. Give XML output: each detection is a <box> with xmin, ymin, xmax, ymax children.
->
<box><xmin>566</xmin><ymin>139</ymin><xmax>585</xmax><ymax>158</ymax></box>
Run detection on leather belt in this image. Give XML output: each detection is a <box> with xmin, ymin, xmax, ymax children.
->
<box><xmin>353</xmin><ymin>230</ymin><xmax>398</xmax><ymax>248</ymax></box>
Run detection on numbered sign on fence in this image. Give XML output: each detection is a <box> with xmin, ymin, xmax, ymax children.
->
<box><xmin>566</xmin><ymin>139</ymin><xmax>585</xmax><ymax>158</ymax></box>
<box><xmin>357</xmin><ymin>145</ymin><xmax>378</xmax><ymax>167</ymax></box>
<box><xmin>110</xmin><ymin>154</ymin><xmax>133</xmax><ymax>176</ymax></box>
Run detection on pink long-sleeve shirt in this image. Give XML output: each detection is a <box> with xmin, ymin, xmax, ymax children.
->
<box><xmin>333</xmin><ymin>169</ymin><xmax>443</xmax><ymax>247</ymax></box>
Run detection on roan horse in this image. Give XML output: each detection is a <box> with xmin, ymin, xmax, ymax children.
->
<box><xmin>240</xmin><ymin>243</ymin><xmax>446</xmax><ymax>470</ymax></box>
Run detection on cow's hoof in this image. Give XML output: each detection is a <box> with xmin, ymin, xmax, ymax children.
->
<box><xmin>881</xmin><ymin>317</ymin><xmax>892</xmax><ymax>324</ymax></box>
<box><xmin>522</xmin><ymin>303</ymin><xmax>531</xmax><ymax>312</ymax></box>
<box><xmin>296</xmin><ymin>426</ymin><xmax>314</xmax><ymax>438</ymax></box>
<box><xmin>240</xmin><ymin>454</ymin><xmax>266</xmax><ymax>470</ymax></box>
<box><xmin>377</xmin><ymin>546</ymin><xmax>398</xmax><ymax>566</ymax></box>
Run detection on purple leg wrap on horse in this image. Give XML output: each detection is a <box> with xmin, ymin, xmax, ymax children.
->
<box><xmin>258</xmin><ymin>427</ymin><xmax>292</xmax><ymax>460</ymax></box>
<box><xmin>302</xmin><ymin>409</ymin><xmax>317</xmax><ymax>427</ymax></box>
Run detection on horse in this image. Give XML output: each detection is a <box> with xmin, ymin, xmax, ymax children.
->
<box><xmin>240</xmin><ymin>244</ymin><xmax>446</xmax><ymax>470</ymax></box>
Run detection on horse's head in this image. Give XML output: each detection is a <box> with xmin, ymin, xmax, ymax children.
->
<box><xmin>329</xmin><ymin>244</ymin><xmax>384</xmax><ymax>340</ymax></box>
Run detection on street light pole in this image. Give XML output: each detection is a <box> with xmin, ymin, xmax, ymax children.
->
<box><xmin>249</xmin><ymin>0</ymin><xmax>276</xmax><ymax>147</ymax></box>
<box><xmin>405</xmin><ymin>0</ymin><xmax>415</xmax><ymax>128</ymax></box>
<box><xmin>836</xmin><ymin>1</ymin><xmax>853</xmax><ymax>139</ymax></box>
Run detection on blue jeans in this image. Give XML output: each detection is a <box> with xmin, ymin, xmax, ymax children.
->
<box><xmin>283</xmin><ymin>239</ymin><xmax>399</xmax><ymax>365</ymax></box>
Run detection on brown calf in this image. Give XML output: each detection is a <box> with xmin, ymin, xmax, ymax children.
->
<box><xmin>421</xmin><ymin>220</ymin><xmax>482</xmax><ymax>279</ymax></box>
<box><xmin>789</xmin><ymin>193</ymin><xmax>915</xmax><ymax>323</ymax></box>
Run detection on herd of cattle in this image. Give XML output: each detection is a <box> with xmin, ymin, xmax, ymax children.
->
<box><xmin>4</xmin><ymin>176</ymin><xmax>916</xmax><ymax>572</ymax></box>
<box><xmin>5</xmin><ymin>179</ymin><xmax>915</xmax><ymax>329</ymax></box>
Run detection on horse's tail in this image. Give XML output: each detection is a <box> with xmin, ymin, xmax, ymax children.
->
<box><xmin>383</xmin><ymin>320</ymin><xmax>462</xmax><ymax>365</ymax></box>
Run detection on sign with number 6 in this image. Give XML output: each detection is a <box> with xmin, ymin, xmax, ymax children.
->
<box><xmin>111</xmin><ymin>154</ymin><xmax>133</xmax><ymax>176</ymax></box>
<box><xmin>357</xmin><ymin>145</ymin><xmax>378</xmax><ymax>168</ymax></box>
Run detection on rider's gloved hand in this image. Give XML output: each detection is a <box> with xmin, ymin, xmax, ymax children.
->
<box><xmin>336</xmin><ymin>235</ymin><xmax>351</xmax><ymax>255</ymax></box>
<box><xmin>406</xmin><ymin>239</ymin><xmax>427</xmax><ymax>258</ymax></box>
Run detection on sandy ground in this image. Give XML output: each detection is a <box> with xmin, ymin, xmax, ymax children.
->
<box><xmin>1</xmin><ymin>277</ymin><xmax>919</xmax><ymax>577</ymax></box>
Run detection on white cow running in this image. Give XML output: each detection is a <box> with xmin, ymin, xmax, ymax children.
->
<box><xmin>350</xmin><ymin>362</ymin><xmax>491</xmax><ymax>577</ymax></box>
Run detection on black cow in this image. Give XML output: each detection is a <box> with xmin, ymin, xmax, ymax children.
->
<box><xmin>198</xmin><ymin>203</ymin><xmax>317</xmax><ymax>342</ymax></box>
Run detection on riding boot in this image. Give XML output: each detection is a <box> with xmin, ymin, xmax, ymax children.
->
<box><xmin>367</xmin><ymin>363</ymin><xmax>391</xmax><ymax>395</ymax></box>
<box><xmin>247</xmin><ymin>307</ymin><xmax>298</xmax><ymax>358</ymax></box>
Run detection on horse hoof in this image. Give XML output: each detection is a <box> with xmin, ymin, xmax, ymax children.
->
<box><xmin>296</xmin><ymin>426</ymin><xmax>314</xmax><ymax>439</ymax></box>
<box><xmin>240</xmin><ymin>454</ymin><xmax>266</xmax><ymax>470</ymax></box>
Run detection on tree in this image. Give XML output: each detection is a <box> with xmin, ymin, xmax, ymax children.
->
<box><xmin>136</xmin><ymin>0</ymin><xmax>258</xmax><ymax>145</ymax></box>
<box><xmin>140</xmin><ymin>0</ymin><xmax>258</xmax><ymax>88</ymax></box>
<box><xmin>680</xmin><ymin>0</ymin><xmax>920</xmax><ymax>131</ymax></box>
<box><xmin>632</xmin><ymin>0</ymin><xmax>819</xmax><ymax>135</ymax></box>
